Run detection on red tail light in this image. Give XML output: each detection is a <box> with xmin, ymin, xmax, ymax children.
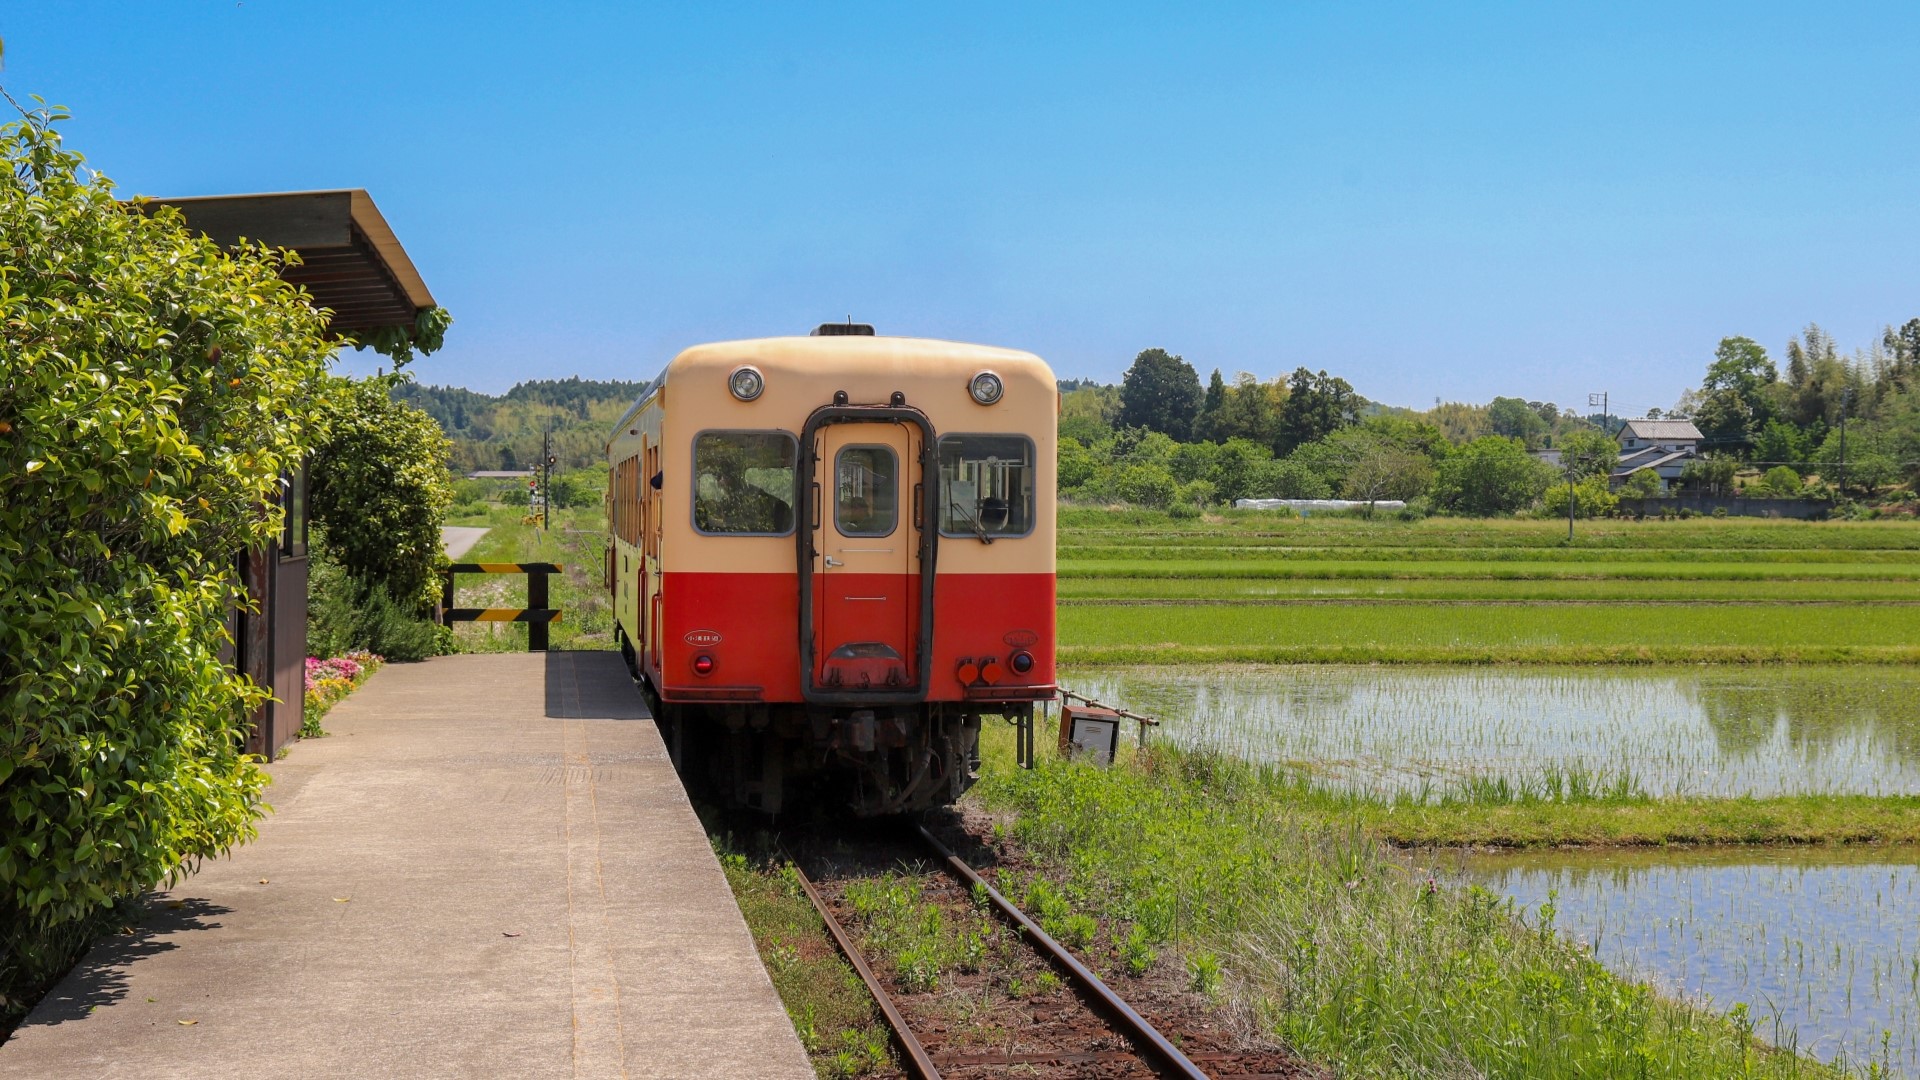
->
<box><xmin>692</xmin><ymin>654</ymin><xmax>716</xmax><ymax>677</ymax></box>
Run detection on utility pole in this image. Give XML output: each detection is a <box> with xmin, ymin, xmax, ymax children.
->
<box><xmin>1838</xmin><ymin>387</ymin><xmax>1852</xmax><ymax>501</ymax></box>
<box><xmin>1566</xmin><ymin>457</ymin><xmax>1577</xmax><ymax>541</ymax></box>
<box><xmin>541</xmin><ymin>430</ymin><xmax>554</xmax><ymax>531</ymax></box>
<box><xmin>1588</xmin><ymin>391</ymin><xmax>1609</xmax><ymax>436</ymax></box>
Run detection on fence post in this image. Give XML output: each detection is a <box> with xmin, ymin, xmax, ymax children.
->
<box><xmin>528</xmin><ymin>568</ymin><xmax>550</xmax><ymax>652</ymax></box>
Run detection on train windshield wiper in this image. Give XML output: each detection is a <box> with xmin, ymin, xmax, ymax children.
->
<box><xmin>949</xmin><ymin>500</ymin><xmax>994</xmax><ymax>545</ymax></box>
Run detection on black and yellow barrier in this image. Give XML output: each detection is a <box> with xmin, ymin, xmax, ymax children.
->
<box><xmin>441</xmin><ymin>563</ymin><xmax>563</xmax><ymax>651</ymax></box>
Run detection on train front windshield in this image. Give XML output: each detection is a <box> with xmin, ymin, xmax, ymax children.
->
<box><xmin>936</xmin><ymin>434</ymin><xmax>1035</xmax><ymax>538</ymax></box>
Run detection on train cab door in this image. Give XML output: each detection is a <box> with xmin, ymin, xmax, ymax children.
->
<box><xmin>811</xmin><ymin>421</ymin><xmax>920</xmax><ymax>692</ymax></box>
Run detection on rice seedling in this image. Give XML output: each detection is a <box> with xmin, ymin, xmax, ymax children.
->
<box><xmin>1058</xmin><ymin>603</ymin><xmax>1920</xmax><ymax>660</ymax></box>
<box><xmin>1462</xmin><ymin>845</ymin><xmax>1920</xmax><ymax>1076</ymax></box>
<box><xmin>1060</xmin><ymin>665</ymin><xmax>1920</xmax><ymax>800</ymax></box>
<box><xmin>1059</xmin><ymin>576</ymin><xmax>1920</xmax><ymax>602</ymax></box>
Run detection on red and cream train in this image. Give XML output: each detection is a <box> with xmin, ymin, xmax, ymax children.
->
<box><xmin>606</xmin><ymin>325</ymin><xmax>1056</xmax><ymax>815</ymax></box>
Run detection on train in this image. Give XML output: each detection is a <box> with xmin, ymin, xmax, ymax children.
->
<box><xmin>605</xmin><ymin>324</ymin><xmax>1057</xmax><ymax>815</ymax></box>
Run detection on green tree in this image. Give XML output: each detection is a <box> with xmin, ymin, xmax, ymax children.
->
<box><xmin>1487</xmin><ymin>397</ymin><xmax>1548</xmax><ymax>445</ymax></box>
<box><xmin>1213</xmin><ymin>373</ymin><xmax>1283</xmax><ymax>449</ymax></box>
<box><xmin>1058</xmin><ymin>436</ymin><xmax>1099</xmax><ymax>492</ymax></box>
<box><xmin>1119</xmin><ymin>349</ymin><xmax>1203</xmax><ymax>440</ymax></box>
<box><xmin>1276</xmin><ymin>368</ymin><xmax>1360</xmax><ymax>455</ymax></box>
<box><xmin>1250</xmin><ymin>458</ymin><xmax>1332</xmax><ymax>500</ymax></box>
<box><xmin>1059</xmin><ymin>383</ymin><xmax>1120</xmax><ymax>444</ymax></box>
<box><xmin>1678</xmin><ymin>453</ymin><xmax>1739</xmax><ymax>496</ymax></box>
<box><xmin>1751</xmin><ymin>418</ymin><xmax>1810</xmax><ymax>473</ymax></box>
<box><xmin>1194</xmin><ymin>368</ymin><xmax>1227</xmax><ymax>442</ymax></box>
<box><xmin>1557</xmin><ymin>430</ymin><xmax>1619</xmax><ymax>482</ymax></box>
<box><xmin>1692</xmin><ymin>336</ymin><xmax>1778</xmax><ymax>452</ymax></box>
<box><xmin>311</xmin><ymin>376</ymin><xmax>456</xmax><ymax>613</ymax></box>
<box><xmin>1621</xmin><ymin>468</ymin><xmax>1664</xmax><ymax>498</ymax></box>
<box><xmin>0</xmin><ymin>107</ymin><xmax>336</xmax><ymax>1009</ymax></box>
<box><xmin>1431</xmin><ymin>437</ymin><xmax>1555</xmax><ymax>515</ymax></box>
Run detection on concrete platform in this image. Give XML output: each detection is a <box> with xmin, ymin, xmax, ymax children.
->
<box><xmin>0</xmin><ymin>652</ymin><xmax>812</xmax><ymax>1080</ymax></box>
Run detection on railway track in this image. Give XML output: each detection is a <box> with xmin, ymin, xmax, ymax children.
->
<box><xmin>791</xmin><ymin>821</ymin><xmax>1304</xmax><ymax>1080</ymax></box>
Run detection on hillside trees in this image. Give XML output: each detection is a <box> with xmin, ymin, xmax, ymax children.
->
<box><xmin>1276</xmin><ymin>367</ymin><xmax>1360</xmax><ymax>454</ymax></box>
<box><xmin>0</xmin><ymin>107</ymin><xmax>336</xmax><ymax>1010</ymax></box>
<box><xmin>1119</xmin><ymin>349</ymin><xmax>1203</xmax><ymax>440</ymax></box>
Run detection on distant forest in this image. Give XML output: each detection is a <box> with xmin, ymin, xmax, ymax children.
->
<box><xmin>399</xmin><ymin>318</ymin><xmax>1920</xmax><ymax>513</ymax></box>
<box><xmin>393</xmin><ymin>377</ymin><xmax>647</xmax><ymax>474</ymax></box>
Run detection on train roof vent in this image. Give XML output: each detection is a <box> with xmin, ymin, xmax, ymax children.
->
<box><xmin>811</xmin><ymin>321</ymin><xmax>875</xmax><ymax>336</ymax></box>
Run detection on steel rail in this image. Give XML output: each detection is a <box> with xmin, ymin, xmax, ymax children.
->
<box><xmin>915</xmin><ymin>823</ymin><xmax>1212</xmax><ymax>1080</ymax></box>
<box><xmin>789</xmin><ymin>862</ymin><xmax>945</xmax><ymax>1080</ymax></box>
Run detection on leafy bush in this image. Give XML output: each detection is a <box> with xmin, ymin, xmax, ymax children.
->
<box><xmin>1757</xmin><ymin>466</ymin><xmax>1803</xmax><ymax>498</ymax></box>
<box><xmin>0</xmin><ymin>108</ymin><xmax>334</xmax><ymax>1021</ymax></box>
<box><xmin>311</xmin><ymin>376</ymin><xmax>455</xmax><ymax>613</ymax></box>
<box><xmin>1541</xmin><ymin>476</ymin><xmax>1619</xmax><ymax>519</ymax></box>
<box><xmin>1433</xmin><ymin>437</ymin><xmax>1555</xmax><ymax>515</ymax></box>
<box><xmin>306</xmin><ymin>530</ymin><xmax>449</xmax><ymax>663</ymax></box>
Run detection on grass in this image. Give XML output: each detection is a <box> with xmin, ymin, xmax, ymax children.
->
<box><xmin>443</xmin><ymin>504</ymin><xmax>612</xmax><ymax>653</ymax></box>
<box><xmin>710</xmin><ymin>840</ymin><xmax>895</xmax><ymax>1079</ymax></box>
<box><xmin>1061</xmin><ymin>558</ymin><xmax>1920</xmax><ymax>580</ymax></box>
<box><xmin>970</xmin><ymin>728</ymin><xmax>1850</xmax><ymax>1078</ymax></box>
<box><xmin>1059</xmin><ymin>599</ymin><xmax>1920</xmax><ymax>653</ymax></box>
<box><xmin>1060</xmin><ymin>508</ymin><xmax>1920</xmax><ymax>549</ymax></box>
<box><xmin>1063</xmin><ymin>543</ymin><xmax>1920</xmax><ymax>563</ymax></box>
<box><xmin>1060</xmin><ymin>576</ymin><xmax>1920</xmax><ymax>602</ymax></box>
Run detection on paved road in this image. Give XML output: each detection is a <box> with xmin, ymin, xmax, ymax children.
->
<box><xmin>0</xmin><ymin>652</ymin><xmax>811</xmax><ymax>1080</ymax></box>
<box><xmin>440</xmin><ymin>525</ymin><xmax>490</xmax><ymax>559</ymax></box>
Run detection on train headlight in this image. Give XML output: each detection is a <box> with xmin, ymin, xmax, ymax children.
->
<box><xmin>968</xmin><ymin>371</ymin><xmax>1004</xmax><ymax>406</ymax></box>
<box><xmin>728</xmin><ymin>366</ymin><xmax>765</xmax><ymax>402</ymax></box>
<box><xmin>1010</xmin><ymin>651</ymin><xmax>1034</xmax><ymax>675</ymax></box>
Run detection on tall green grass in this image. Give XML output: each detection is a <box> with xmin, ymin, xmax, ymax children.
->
<box><xmin>971</xmin><ymin>734</ymin><xmax>1844</xmax><ymax>1078</ymax></box>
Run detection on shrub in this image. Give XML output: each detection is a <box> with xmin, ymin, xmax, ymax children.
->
<box><xmin>1540</xmin><ymin>476</ymin><xmax>1619</xmax><ymax>519</ymax></box>
<box><xmin>311</xmin><ymin>376</ymin><xmax>455</xmax><ymax>614</ymax></box>
<box><xmin>306</xmin><ymin>529</ymin><xmax>450</xmax><ymax>663</ymax></box>
<box><xmin>1432</xmin><ymin>437</ymin><xmax>1555</xmax><ymax>515</ymax></box>
<box><xmin>0</xmin><ymin>108</ymin><xmax>334</xmax><ymax>1020</ymax></box>
<box><xmin>1759</xmin><ymin>466</ymin><xmax>1803</xmax><ymax>498</ymax></box>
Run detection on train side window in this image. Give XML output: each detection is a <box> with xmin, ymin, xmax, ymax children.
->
<box><xmin>936</xmin><ymin>434</ymin><xmax>1035</xmax><ymax>538</ymax></box>
<box><xmin>834</xmin><ymin>445</ymin><xmax>898</xmax><ymax>538</ymax></box>
<box><xmin>692</xmin><ymin>431</ymin><xmax>797</xmax><ymax>536</ymax></box>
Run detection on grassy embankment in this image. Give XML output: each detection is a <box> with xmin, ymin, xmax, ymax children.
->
<box><xmin>1059</xmin><ymin>510</ymin><xmax>1920</xmax><ymax>665</ymax></box>
<box><xmin>440</xmin><ymin>504</ymin><xmax>612</xmax><ymax>652</ymax></box>
<box><xmin>969</xmin><ymin>726</ymin><xmax>1854</xmax><ymax>1078</ymax></box>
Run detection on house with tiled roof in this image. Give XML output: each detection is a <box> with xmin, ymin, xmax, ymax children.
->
<box><xmin>1610</xmin><ymin>418</ymin><xmax>1702</xmax><ymax>490</ymax></box>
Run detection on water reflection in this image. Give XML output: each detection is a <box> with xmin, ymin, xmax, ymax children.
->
<box><xmin>1064</xmin><ymin>665</ymin><xmax>1920</xmax><ymax>797</ymax></box>
<box><xmin>1462</xmin><ymin>846</ymin><xmax>1920</xmax><ymax>1076</ymax></box>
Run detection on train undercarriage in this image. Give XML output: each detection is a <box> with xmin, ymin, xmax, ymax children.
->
<box><xmin>622</xmin><ymin>636</ymin><xmax>1013</xmax><ymax>816</ymax></box>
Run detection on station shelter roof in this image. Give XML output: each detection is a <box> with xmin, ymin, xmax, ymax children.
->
<box><xmin>134</xmin><ymin>189</ymin><xmax>436</xmax><ymax>338</ymax></box>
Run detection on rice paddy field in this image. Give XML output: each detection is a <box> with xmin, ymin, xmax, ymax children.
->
<box><xmin>1047</xmin><ymin>509</ymin><xmax>1920</xmax><ymax>1076</ymax></box>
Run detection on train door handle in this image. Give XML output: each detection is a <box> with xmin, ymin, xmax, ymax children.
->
<box><xmin>824</xmin><ymin>555</ymin><xmax>844</xmax><ymax>568</ymax></box>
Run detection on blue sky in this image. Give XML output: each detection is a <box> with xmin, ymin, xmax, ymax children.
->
<box><xmin>6</xmin><ymin>3</ymin><xmax>1917</xmax><ymax>415</ymax></box>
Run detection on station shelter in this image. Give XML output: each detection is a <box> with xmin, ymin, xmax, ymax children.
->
<box><xmin>135</xmin><ymin>190</ymin><xmax>438</xmax><ymax>757</ymax></box>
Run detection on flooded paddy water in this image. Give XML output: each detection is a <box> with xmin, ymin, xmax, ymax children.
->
<box><xmin>1062</xmin><ymin>664</ymin><xmax>1920</xmax><ymax>798</ymax></box>
<box><xmin>1062</xmin><ymin>663</ymin><xmax>1920</xmax><ymax>1074</ymax></box>
<box><xmin>1461</xmin><ymin>846</ymin><xmax>1920</xmax><ymax>1075</ymax></box>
